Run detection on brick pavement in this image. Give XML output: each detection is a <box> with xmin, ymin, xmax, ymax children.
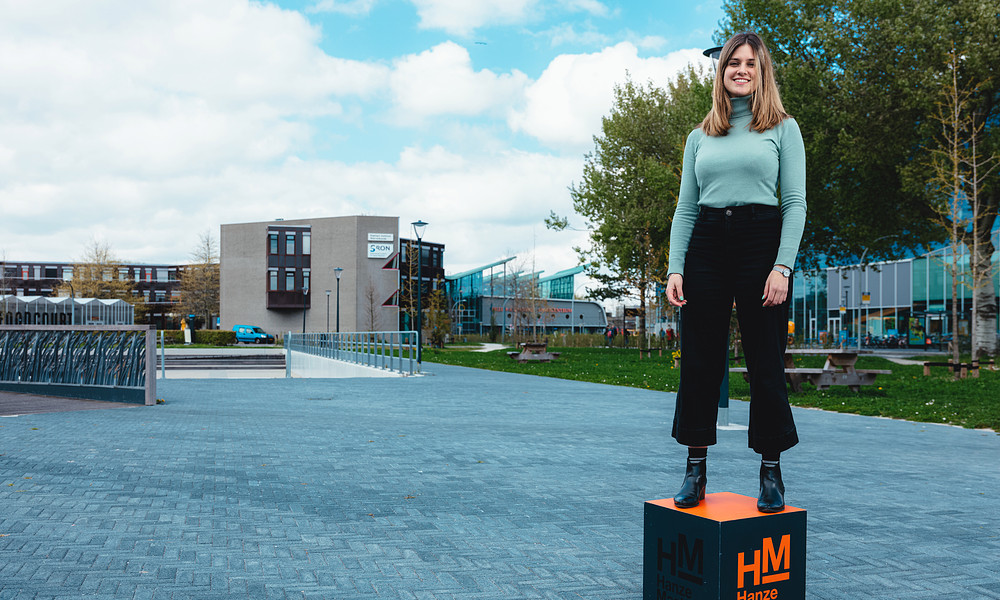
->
<box><xmin>1</xmin><ymin>364</ymin><xmax>998</xmax><ymax>599</ymax></box>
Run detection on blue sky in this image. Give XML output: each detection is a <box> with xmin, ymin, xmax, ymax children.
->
<box><xmin>0</xmin><ymin>0</ymin><xmax>723</xmax><ymax>277</ymax></box>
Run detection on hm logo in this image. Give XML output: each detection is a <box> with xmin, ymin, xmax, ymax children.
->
<box><xmin>657</xmin><ymin>534</ymin><xmax>704</xmax><ymax>585</ymax></box>
<box><xmin>737</xmin><ymin>534</ymin><xmax>791</xmax><ymax>588</ymax></box>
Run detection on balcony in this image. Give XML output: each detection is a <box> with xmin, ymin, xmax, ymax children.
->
<box><xmin>267</xmin><ymin>290</ymin><xmax>310</xmax><ymax>310</ymax></box>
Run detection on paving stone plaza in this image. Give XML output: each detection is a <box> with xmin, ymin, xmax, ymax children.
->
<box><xmin>1</xmin><ymin>364</ymin><xmax>998</xmax><ymax>599</ymax></box>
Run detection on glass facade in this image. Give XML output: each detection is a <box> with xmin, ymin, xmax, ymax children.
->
<box><xmin>821</xmin><ymin>233</ymin><xmax>1000</xmax><ymax>348</ymax></box>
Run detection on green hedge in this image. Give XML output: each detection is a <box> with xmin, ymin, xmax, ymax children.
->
<box><xmin>159</xmin><ymin>329</ymin><xmax>236</xmax><ymax>346</ymax></box>
<box><xmin>160</xmin><ymin>330</ymin><xmax>185</xmax><ymax>344</ymax></box>
<box><xmin>194</xmin><ymin>330</ymin><xmax>236</xmax><ymax>345</ymax></box>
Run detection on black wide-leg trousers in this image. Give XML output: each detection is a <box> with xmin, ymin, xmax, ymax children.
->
<box><xmin>671</xmin><ymin>204</ymin><xmax>799</xmax><ymax>454</ymax></box>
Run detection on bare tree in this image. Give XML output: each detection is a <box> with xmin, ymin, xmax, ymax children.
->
<box><xmin>363</xmin><ymin>280</ymin><xmax>381</xmax><ymax>331</ymax></box>
<box><xmin>925</xmin><ymin>48</ymin><xmax>997</xmax><ymax>375</ymax></box>
<box><xmin>177</xmin><ymin>231</ymin><xmax>220</xmax><ymax>329</ymax></box>
<box><xmin>55</xmin><ymin>239</ymin><xmax>134</xmax><ymax>302</ymax></box>
<box><xmin>0</xmin><ymin>250</ymin><xmax>12</xmax><ymax>297</ymax></box>
<box><xmin>965</xmin><ymin>111</ymin><xmax>999</xmax><ymax>361</ymax></box>
<box><xmin>400</xmin><ymin>241</ymin><xmax>419</xmax><ymax>331</ymax></box>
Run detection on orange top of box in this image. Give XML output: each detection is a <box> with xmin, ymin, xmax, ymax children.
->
<box><xmin>646</xmin><ymin>492</ymin><xmax>804</xmax><ymax>522</ymax></box>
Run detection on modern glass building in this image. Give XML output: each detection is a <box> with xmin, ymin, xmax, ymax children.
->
<box><xmin>818</xmin><ymin>230</ymin><xmax>1000</xmax><ymax>347</ymax></box>
<box><xmin>445</xmin><ymin>260</ymin><xmax>605</xmax><ymax>334</ymax></box>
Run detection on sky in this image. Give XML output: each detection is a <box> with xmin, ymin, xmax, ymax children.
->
<box><xmin>0</xmin><ymin>0</ymin><xmax>723</xmax><ymax>280</ymax></box>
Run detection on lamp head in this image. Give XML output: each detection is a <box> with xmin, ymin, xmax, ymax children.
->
<box><xmin>334</xmin><ymin>267</ymin><xmax>343</xmax><ymax>280</ymax></box>
<box><xmin>411</xmin><ymin>220</ymin><xmax>428</xmax><ymax>241</ymax></box>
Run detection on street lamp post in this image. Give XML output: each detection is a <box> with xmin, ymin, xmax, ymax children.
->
<box><xmin>411</xmin><ymin>220</ymin><xmax>428</xmax><ymax>363</ymax></box>
<box><xmin>302</xmin><ymin>286</ymin><xmax>309</xmax><ymax>333</ymax></box>
<box><xmin>325</xmin><ymin>289</ymin><xmax>331</xmax><ymax>332</ymax></box>
<box><xmin>334</xmin><ymin>267</ymin><xmax>343</xmax><ymax>332</ymax></box>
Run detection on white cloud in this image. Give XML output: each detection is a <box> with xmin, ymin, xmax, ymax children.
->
<box><xmin>508</xmin><ymin>43</ymin><xmax>712</xmax><ymax>150</ymax></box>
<box><xmin>308</xmin><ymin>0</ymin><xmax>379</xmax><ymax>15</ymax></box>
<box><xmin>409</xmin><ymin>0</ymin><xmax>540</xmax><ymax>36</ymax></box>
<box><xmin>388</xmin><ymin>42</ymin><xmax>529</xmax><ymax>123</ymax></box>
<box><xmin>0</xmin><ymin>0</ymin><xmax>711</xmax><ymax>285</ymax></box>
<box><xmin>543</xmin><ymin>23</ymin><xmax>612</xmax><ymax>47</ymax></box>
<box><xmin>559</xmin><ymin>0</ymin><xmax>611</xmax><ymax>17</ymax></box>
<box><xmin>0</xmin><ymin>0</ymin><xmax>389</xmax><ymax>180</ymax></box>
<box><xmin>632</xmin><ymin>34</ymin><xmax>669</xmax><ymax>51</ymax></box>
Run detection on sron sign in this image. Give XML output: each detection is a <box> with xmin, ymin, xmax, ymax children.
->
<box><xmin>367</xmin><ymin>243</ymin><xmax>393</xmax><ymax>259</ymax></box>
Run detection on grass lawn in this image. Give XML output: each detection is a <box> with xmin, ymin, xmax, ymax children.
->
<box><xmin>423</xmin><ymin>345</ymin><xmax>1000</xmax><ymax>432</ymax></box>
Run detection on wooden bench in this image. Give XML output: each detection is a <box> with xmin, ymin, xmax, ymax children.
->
<box><xmin>730</xmin><ymin>366</ymin><xmax>892</xmax><ymax>392</ymax></box>
<box><xmin>508</xmin><ymin>342</ymin><xmax>560</xmax><ymax>363</ymax></box>
<box><xmin>922</xmin><ymin>359</ymin><xmax>995</xmax><ymax>378</ymax></box>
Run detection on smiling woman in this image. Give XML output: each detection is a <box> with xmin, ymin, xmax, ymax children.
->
<box><xmin>665</xmin><ymin>31</ymin><xmax>806</xmax><ymax>513</ymax></box>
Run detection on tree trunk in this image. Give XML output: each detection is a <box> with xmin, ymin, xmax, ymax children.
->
<box><xmin>972</xmin><ymin>220</ymin><xmax>998</xmax><ymax>360</ymax></box>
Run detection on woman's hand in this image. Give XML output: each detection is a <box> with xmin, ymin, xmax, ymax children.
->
<box><xmin>762</xmin><ymin>267</ymin><xmax>789</xmax><ymax>307</ymax></box>
<box><xmin>666</xmin><ymin>273</ymin><xmax>687</xmax><ymax>307</ymax></box>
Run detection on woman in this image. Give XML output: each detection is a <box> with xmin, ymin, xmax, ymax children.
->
<box><xmin>665</xmin><ymin>31</ymin><xmax>806</xmax><ymax>513</ymax></box>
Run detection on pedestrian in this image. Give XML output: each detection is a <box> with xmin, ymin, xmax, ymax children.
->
<box><xmin>665</xmin><ymin>31</ymin><xmax>806</xmax><ymax>513</ymax></box>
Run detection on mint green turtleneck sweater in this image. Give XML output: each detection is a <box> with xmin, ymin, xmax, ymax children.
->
<box><xmin>667</xmin><ymin>95</ymin><xmax>806</xmax><ymax>275</ymax></box>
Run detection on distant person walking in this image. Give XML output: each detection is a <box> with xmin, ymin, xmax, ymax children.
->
<box><xmin>665</xmin><ymin>32</ymin><xmax>806</xmax><ymax>513</ymax></box>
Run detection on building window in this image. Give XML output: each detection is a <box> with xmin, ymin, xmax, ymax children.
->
<box><xmin>119</xmin><ymin>268</ymin><xmax>129</xmax><ymax>281</ymax></box>
<box><xmin>269</xmin><ymin>234</ymin><xmax>278</xmax><ymax>254</ymax></box>
<box><xmin>269</xmin><ymin>270</ymin><xmax>278</xmax><ymax>291</ymax></box>
<box><xmin>62</xmin><ymin>268</ymin><xmax>73</xmax><ymax>282</ymax></box>
<box><xmin>285</xmin><ymin>270</ymin><xmax>295</xmax><ymax>291</ymax></box>
<box><xmin>302</xmin><ymin>270</ymin><xmax>310</xmax><ymax>292</ymax></box>
<box><xmin>157</xmin><ymin>268</ymin><xmax>168</xmax><ymax>282</ymax></box>
<box><xmin>44</xmin><ymin>266</ymin><xmax>58</xmax><ymax>279</ymax></box>
<box><xmin>302</xmin><ymin>232</ymin><xmax>311</xmax><ymax>255</ymax></box>
<box><xmin>286</xmin><ymin>234</ymin><xmax>296</xmax><ymax>255</ymax></box>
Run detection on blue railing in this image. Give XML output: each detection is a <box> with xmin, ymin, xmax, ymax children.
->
<box><xmin>286</xmin><ymin>331</ymin><xmax>418</xmax><ymax>376</ymax></box>
<box><xmin>0</xmin><ymin>325</ymin><xmax>156</xmax><ymax>404</ymax></box>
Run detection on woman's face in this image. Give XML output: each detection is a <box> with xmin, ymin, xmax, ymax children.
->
<box><xmin>723</xmin><ymin>43</ymin><xmax>756</xmax><ymax>97</ymax></box>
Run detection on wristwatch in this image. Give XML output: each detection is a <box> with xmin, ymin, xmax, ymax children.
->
<box><xmin>772</xmin><ymin>266</ymin><xmax>791</xmax><ymax>277</ymax></box>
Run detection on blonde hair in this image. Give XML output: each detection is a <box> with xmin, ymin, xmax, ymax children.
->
<box><xmin>700</xmin><ymin>32</ymin><xmax>790</xmax><ymax>136</ymax></box>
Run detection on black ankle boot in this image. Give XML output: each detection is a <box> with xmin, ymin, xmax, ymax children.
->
<box><xmin>757</xmin><ymin>463</ymin><xmax>785</xmax><ymax>513</ymax></box>
<box><xmin>673</xmin><ymin>459</ymin><xmax>707</xmax><ymax>508</ymax></box>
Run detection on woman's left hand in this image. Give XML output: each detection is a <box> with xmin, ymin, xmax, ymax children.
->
<box><xmin>762</xmin><ymin>269</ymin><xmax>789</xmax><ymax>307</ymax></box>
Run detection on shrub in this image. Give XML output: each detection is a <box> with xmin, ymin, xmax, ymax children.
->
<box><xmin>193</xmin><ymin>330</ymin><xmax>236</xmax><ymax>346</ymax></box>
<box><xmin>160</xmin><ymin>330</ymin><xmax>185</xmax><ymax>344</ymax></box>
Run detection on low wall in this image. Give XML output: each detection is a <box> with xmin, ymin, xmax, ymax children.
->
<box><xmin>0</xmin><ymin>325</ymin><xmax>156</xmax><ymax>405</ymax></box>
<box><xmin>288</xmin><ymin>350</ymin><xmax>410</xmax><ymax>378</ymax></box>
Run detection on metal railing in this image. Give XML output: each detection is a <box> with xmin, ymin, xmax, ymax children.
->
<box><xmin>0</xmin><ymin>325</ymin><xmax>156</xmax><ymax>404</ymax></box>
<box><xmin>286</xmin><ymin>331</ymin><xmax>418</xmax><ymax>376</ymax></box>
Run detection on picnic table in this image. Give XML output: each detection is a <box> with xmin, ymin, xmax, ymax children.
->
<box><xmin>730</xmin><ymin>348</ymin><xmax>891</xmax><ymax>392</ymax></box>
<box><xmin>507</xmin><ymin>342</ymin><xmax>561</xmax><ymax>363</ymax></box>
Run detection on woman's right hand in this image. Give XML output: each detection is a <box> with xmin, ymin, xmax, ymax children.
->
<box><xmin>666</xmin><ymin>273</ymin><xmax>687</xmax><ymax>307</ymax></box>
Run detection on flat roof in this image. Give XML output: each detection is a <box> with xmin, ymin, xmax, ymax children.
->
<box><xmin>445</xmin><ymin>257</ymin><xmax>516</xmax><ymax>281</ymax></box>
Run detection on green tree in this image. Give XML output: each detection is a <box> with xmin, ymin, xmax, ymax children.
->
<box><xmin>178</xmin><ymin>232</ymin><xmax>219</xmax><ymax>329</ymax></box>
<box><xmin>551</xmin><ymin>70</ymin><xmax>712</xmax><ymax>344</ymax></box>
<box><xmin>424</xmin><ymin>281</ymin><xmax>451</xmax><ymax>348</ymax></box>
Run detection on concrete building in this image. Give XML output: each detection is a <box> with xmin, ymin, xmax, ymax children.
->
<box><xmin>1</xmin><ymin>259</ymin><xmax>183</xmax><ymax>328</ymax></box>
<box><xmin>220</xmin><ymin>216</ymin><xmax>404</xmax><ymax>337</ymax></box>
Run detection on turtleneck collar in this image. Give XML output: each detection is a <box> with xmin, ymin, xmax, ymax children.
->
<box><xmin>730</xmin><ymin>95</ymin><xmax>752</xmax><ymax>121</ymax></box>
